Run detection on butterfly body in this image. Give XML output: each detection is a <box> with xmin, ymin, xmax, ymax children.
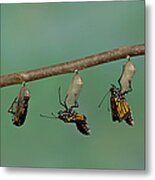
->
<box><xmin>57</xmin><ymin>109</ymin><xmax>90</xmax><ymax>135</ymax></box>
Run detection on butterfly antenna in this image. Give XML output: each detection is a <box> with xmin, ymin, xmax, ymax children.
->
<box><xmin>51</xmin><ymin>112</ymin><xmax>58</xmax><ymax>118</ymax></box>
<box><xmin>107</xmin><ymin>99</ymin><xmax>110</xmax><ymax>112</ymax></box>
<box><xmin>58</xmin><ymin>87</ymin><xmax>66</xmax><ymax>108</ymax></box>
<box><xmin>98</xmin><ymin>90</ymin><xmax>110</xmax><ymax>108</ymax></box>
<box><xmin>40</xmin><ymin>113</ymin><xmax>58</xmax><ymax>120</ymax></box>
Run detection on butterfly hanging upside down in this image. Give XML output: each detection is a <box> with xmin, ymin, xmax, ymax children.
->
<box><xmin>56</xmin><ymin>108</ymin><xmax>90</xmax><ymax>136</ymax></box>
<box><xmin>110</xmin><ymin>84</ymin><xmax>134</xmax><ymax>126</ymax></box>
<box><xmin>98</xmin><ymin>56</ymin><xmax>135</xmax><ymax>127</ymax></box>
<box><xmin>40</xmin><ymin>87</ymin><xmax>91</xmax><ymax>136</ymax></box>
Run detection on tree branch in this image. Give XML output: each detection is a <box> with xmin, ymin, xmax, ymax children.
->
<box><xmin>0</xmin><ymin>44</ymin><xmax>145</xmax><ymax>88</ymax></box>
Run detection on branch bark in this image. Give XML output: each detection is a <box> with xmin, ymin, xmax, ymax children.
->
<box><xmin>0</xmin><ymin>44</ymin><xmax>145</xmax><ymax>88</ymax></box>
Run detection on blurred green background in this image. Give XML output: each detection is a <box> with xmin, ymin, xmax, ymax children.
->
<box><xmin>0</xmin><ymin>1</ymin><xmax>144</xmax><ymax>169</ymax></box>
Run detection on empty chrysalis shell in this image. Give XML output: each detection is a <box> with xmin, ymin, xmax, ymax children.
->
<box><xmin>118</xmin><ymin>57</ymin><xmax>136</xmax><ymax>94</ymax></box>
<box><xmin>65</xmin><ymin>71</ymin><xmax>84</xmax><ymax>108</ymax></box>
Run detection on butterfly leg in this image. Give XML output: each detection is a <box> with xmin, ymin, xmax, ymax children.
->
<box><xmin>8</xmin><ymin>97</ymin><xmax>18</xmax><ymax>114</ymax></box>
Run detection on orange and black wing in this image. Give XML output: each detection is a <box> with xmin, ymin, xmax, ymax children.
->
<box><xmin>120</xmin><ymin>100</ymin><xmax>134</xmax><ymax>126</ymax></box>
<box><xmin>110</xmin><ymin>97</ymin><xmax>134</xmax><ymax>126</ymax></box>
<box><xmin>67</xmin><ymin>113</ymin><xmax>86</xmax><ymax>123</ymax></box>
<box><xmin>110</xmin><ymin>97</ymin><xmax>120</xmax><ymax>122</ymax></box>
<box><xmin>119</xmin><ymin>99</ymin><xmax>134</xmax><ymax>126</ymax></box>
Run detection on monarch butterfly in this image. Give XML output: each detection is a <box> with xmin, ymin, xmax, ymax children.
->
<box><xmin>110</xmin><ymin>84</ymin><xmax>134</xmax><ymax>126</ymax></box>
<box><xmin>8</xmin><ymin>82</ymin><xmax>30</xmax><ymax>126</ymax></box>
<box><xmin>56</xmin><ymin>108</ymin><xmax>90</xmax><ymax>135</ymax></box>
<box><xmin>40</xmin><ymin>87</ymin><xmax>91</xmax><ymax>135</ymax></box>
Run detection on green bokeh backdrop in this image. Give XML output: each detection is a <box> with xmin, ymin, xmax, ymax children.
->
<box><xmin>0</xmin><ymin>1</ymin><xmax>144</xmax><ymax>169</ymax></box>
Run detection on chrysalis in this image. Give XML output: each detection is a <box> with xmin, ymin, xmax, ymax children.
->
<box><xmin>65</xmin><ymin>70</ymin><xmax>83</xmax><ymax>108</ymax></box>
<box><xmin>8</xmin><ymin>82</ymin><xmax>30</xmax><ymax>126</ymax></box>
<box><xmin>118</xmin><ymin>56</ymin><xmax>136</xmax><ymax>94</ymax></box>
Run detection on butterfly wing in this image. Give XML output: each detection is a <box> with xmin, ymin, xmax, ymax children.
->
<box><xmin>120</xmin><ymin>100</ymin><xmax>134</xmax><ymax>126</ymax></box>
<box><xmin>110</xmin><ymin>95</ymin><xmax>134</xmax><ymax>126</ymax></box>
<box><xmin>110</xmin><ymin>96</ymin><xmax>121</xmax><ymax>122</ymax></box>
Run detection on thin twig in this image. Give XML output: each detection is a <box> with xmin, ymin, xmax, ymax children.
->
<box><xmin>0</xmin><ymin>44</ymin><xmax>145</xmax><ymax>88</ymax></box>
